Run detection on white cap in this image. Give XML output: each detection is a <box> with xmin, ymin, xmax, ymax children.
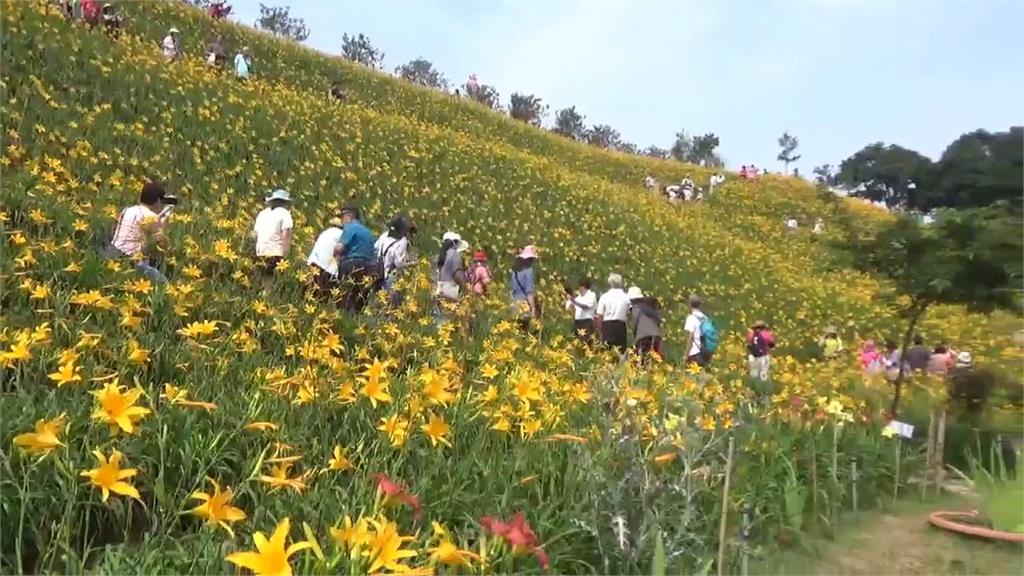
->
<box><xmin>441</xmin><ymin>231</ymin><xmax>469</xmax><ymax>252</ymax></box>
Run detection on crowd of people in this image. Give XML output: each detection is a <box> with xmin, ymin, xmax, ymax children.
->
<box><xmin>103</xmin><ymin>179</ymin><xmax>982</xmax><ymax>388</ymax></box>
<box><xmin>645</xmin><ymin>173</ymin><xmax>725</xmax><ymax>203</ymax></box>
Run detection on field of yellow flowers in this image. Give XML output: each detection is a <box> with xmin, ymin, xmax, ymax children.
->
<box><xmin>1</xmin><ymin>1</ymin><xmax>1020</xmax><ymax>574</ymax></box>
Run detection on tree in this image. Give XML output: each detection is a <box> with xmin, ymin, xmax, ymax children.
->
<box><xmin>617</xmin><ymin>142</ymin><xmax>639</xmax><ymax>155</ymax></box>
<box><xmin>926</xmin><ymin>127</ymin><xmax>1023</xmax><ymax>210</ymax></box>
<box><xmin>586</xmin><ymin>125</ymin><xmax>621</xmax><ymax>150</ymax></box>
<box><xmin>508</xmin><ymin>93</ymin><xmax>548</xmax><ymax>127</ymax></box>
<box><xmin>813</xmin><ymin>164</ymin><xmax>836</xmax><ymax>186</ymax></box>
<box><xmin>838</xmin><ymin>143</ymin><xmax>934</xmax><ymax>209</ymax></box>
<box><xmin>395</xmin><ymin>58</ymin><xmax>448</xmax><ymax>90</ymax></box>
<box><xmin>552</xmin><ymin>106</ymin><xmax>586</xmax><ymax>141</ymax></box>
<box><xmin>465</xmin><ymin>83</ymin><xmax>501</xmax><ymax>110</ymax></box>
<box><xmin>341</xmin><ymin>33</ymin><xmax>384</xmax><ymax>69</ymax></box>
<box><xmin>671</xmin><ymin>131</ymin><xmax>721</xmax><ymax>166</ymax></box>
<box><xmin>643</xmin><ymin>146</ymin><xmax>669</xmax><ymax>159</ymax></box>
<box><xmin>777</xmin><ymin>131</ymin><xmax>801</xmax><ymax>173</ymax></box>
<box><xmin>690</xmin><ymin>133</ymin><xmax>721</xmax><ymax>167</ymax></box>
<box><xmin>850</xmin><ymin>204</ymin><xmax>1022</xmax><ymax>416</ymax></box>
<box><xmin>256</xmin><ymin>4</ymin><xmax>309</xmax><ymax>42</ymax></box>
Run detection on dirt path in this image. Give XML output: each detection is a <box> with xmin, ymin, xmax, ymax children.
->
<box><xmin>761</xmin><ymin>497</ymin><xmax>1024</xmax><ymax>575</ymax></box>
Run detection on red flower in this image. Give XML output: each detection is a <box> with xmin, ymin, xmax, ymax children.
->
<box><xmin>481</xmin><ymin>512</ymin><xmax>549</xmax><ymax>570</ymax></box>
<box><xmin>372</xmin><ymin>473</ymin><xmax>421</xmax><ymax>516</ymax></box>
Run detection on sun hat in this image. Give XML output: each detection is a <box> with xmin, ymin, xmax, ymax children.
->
<box><xmin>265</xmin><ymin>189</ymin><xmax>292</xmax><ymax>203</ymax></box>
<box><xmin>956</xmin><ymin>351</ymin><xmax>972</xmax><ymax>367</ymax></box>
<box><xmin>473</xmin><ymin>250</ymin><xmax>487</xmax><ymax>261</ymax></box>
<box><xmin>169</xmin><ymin>27</ymin><xmax>180</xmax><ymax>34</ymax></box>
<box><xmin>626</xmin><ymin>286</ymin><xmax>644</xmax><ymax>300</ymax></box>
<box><xmin>753</xmin><ymin>319</ymin><xmax>767</xmax><ymax>328</ymax></box>
<box><xmin>518</xmin><ymin>245</ymin><xmax>539</xmax><ymax>260</ymax></box>
<box><xmin>442</xmin><ymin>231</ymin><xmax>469</xmax><ymax>253</ymax></box>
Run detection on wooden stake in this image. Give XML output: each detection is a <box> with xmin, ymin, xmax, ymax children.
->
<box><xmin>717</xmin><ymin>435</ymin><xmax>735</xmax><ymax>576</ymax></box>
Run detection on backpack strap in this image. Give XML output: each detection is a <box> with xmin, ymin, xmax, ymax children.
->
<box><xmin>379</xmin><ymin>238</ymin><xmax>400</xmax><ymax>277</ymax></box>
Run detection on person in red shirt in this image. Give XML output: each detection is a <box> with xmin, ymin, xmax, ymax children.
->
<box><xmin>746</xmin><ymin>320</ymin><xmax>776</xmax><ymax>382</ymax></box>
<box><xmin>81</xmin><ymin>0</ymin><xmax>101</xmax><ymax>25</ymax></box>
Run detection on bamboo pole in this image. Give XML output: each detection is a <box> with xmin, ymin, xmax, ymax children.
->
<box><xmin>717</xmin><ymin>435</ymin><xmax>736</xmax><ymax>576</ymax></box>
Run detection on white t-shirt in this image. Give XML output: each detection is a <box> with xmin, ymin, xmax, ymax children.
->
<box><xmin>565</xmin><ymin>289</ymin><xmax>597</xmax><ymax>320</ymax></box>
<box><xmin>374</xmin><ymin>233</ymin><xmax>410</xmax><ymax>278</ymax></box>
<box><xmin>162</xmin><ymin>35</ymin><xmax>177</xmax><ymax>59</ymax></box>
<box><xmin>596</xmin><ymin>289</ymin><xmax>631</xmax><ymax>322</ymax></box>
<box><xmin>111</xmin><ymin>205</ymin><xmax>158</xmax><ymax>256</ymax></box>
<box><xmin>307</xmin><ymin>226</ymin><xmax>343</xmax><ymax>275</ymax></box>
<box><xmin>684</xmin><ymin>310</ymin><xmax>707</xmax><ymax>356</ymax></box>
<box><xmin>253</xmin><ymin>207</ymin><xmax>293</xmax><ymax>257</ymax></box>
<box><xmin>787</xmin><ymin>218</ymin><xmax>799</xmax><ymax>230</ymax></box>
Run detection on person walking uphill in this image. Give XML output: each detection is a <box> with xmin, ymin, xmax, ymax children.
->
<box><xmin>375</xmin><ymin>214</ymin><xmax>415</xmax><ymax>307</ymax></box>
<box><xmin>510</xmin><ymin>245</ymin><xmax>540</xmax><ymax>333</ymax></box>
<box><xmin>564</xmin><ymin>278</ymin><xmax>596</xmax><ymax>345</ymax></box>
<box><xmin>306</xmin><ymin>215</ymin><xmax>344</xmax><ymax>300</ymax></box>
<box><xmin>468</xmin><ymin>251</ymin><xmax>492</xmax><ymax>296</ymax></box>
<box><xmin>107</xmin><ymin>180</ymin><xmax>174</xmax><ymax>283</ymax></box>
<box><xmin>235</xmin><ymin>47</ymin><xmax>253</xmax><ymax>80</ymax></box>
<box><xmin>683</xmin><ymin>294</ymin><xmax>718</xmax><ymax>368</ymax></box>
<box><xmin>162</xmin><ymin>27</ymin><xmax>181</xmax><ymax>62</ymax></box>
<box><xmin>252</xmin><ymin>189</ymin><xmax>294</xmax><ymax>287</ymax></box>
<box><xmin>746</xmin><ymin>320</ymin><xmax>776</xmax><ymax>382</ymax></box>
<box><xmin>594</xmin><ymin>273</ymin><xmax>630</xmax><ymax>356</ymax></box>
<box><xmin>333</xmin><ymin>207</ymin><xmax>377</xmax><ymax>312</ymax></box>
<box><xmin>434</xmin><ymin>231</ymin><xmax>469</xmax><ymax>311</ymax></box>
<box><xmin>628</xmin><ymin>287</ymin><xmax>663</xmax><ymax>362</ymax></box>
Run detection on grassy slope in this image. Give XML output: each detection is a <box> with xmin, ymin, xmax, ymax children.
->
<box><xmin>1</xmin><ymin>1</ymin><xmax>1021</xmax><ymax>574</ymax></box>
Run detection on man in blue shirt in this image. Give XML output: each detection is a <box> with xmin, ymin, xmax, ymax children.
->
<box><xmin>333</xmin><ymin>207</ymin><xmax>377</xmax><ymax>312</ymax></box>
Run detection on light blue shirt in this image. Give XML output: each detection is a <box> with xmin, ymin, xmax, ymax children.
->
<box><xmin>510</xmin><ymin>267</ymin><xmax>535</xmax><ymax>300</ymax></box>
<box><xmin>234</xmin><ymin>54</ymin><xmax>250</xmax><ymax>78</ymax></box>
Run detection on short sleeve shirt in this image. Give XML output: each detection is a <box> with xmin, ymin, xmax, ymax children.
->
<box><xmin>510</xmin><ymin>267</ymin><xmax>535</xmax><ymax>300</ymax></box>
<box><xmin>307</xmin><ymin>226</ymin><xmax>344</xmax><ymax>275</ymax></box>
<box><xmin>684</xmin><ymin>310</ymin><xmax>707</xmax><ymax>356</ymax></box>
<box><xmin>253</xmin><ymin>207</ymin><xmax>293</xmax><ymax>257</ymax></box>
<box><xmin>338</xmin><ymin>220</ymin><xmax>375</xmax><ymax>263</ymax></box>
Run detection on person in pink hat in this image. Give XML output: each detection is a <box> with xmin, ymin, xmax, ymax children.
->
<box><xmin>510</xmin><ymin>245</ymin><xmax>539</xmax><ymax>333</ymax></box>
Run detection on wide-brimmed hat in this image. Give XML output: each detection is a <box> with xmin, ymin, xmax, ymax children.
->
<box><xmin>442</xmin><ymin>231</ymin><xmax>469</xmax><ymax>252</ymax></box>
<box><xmin>626</xmin><ymin>286</ymin><xmax>644</xmax><ymax>300</ymax></box>
<box><xmin>956</xmin><ymin>351</ymin><xmax>972</xmax><ymax>367</ymax></box>
<box><xmin>169</xmin><ymin>27</ymin><xmax>180</xmax><ymax>34</ymax></box>
<box><xmin>518</xmin><ymin>245</ymin><xmax>539</xmax><ymax>260</ymax></box>
<box><xmin>265</xmin><ymin>189</ymin><xmax>292</xmax><ymax>203</ymax></box>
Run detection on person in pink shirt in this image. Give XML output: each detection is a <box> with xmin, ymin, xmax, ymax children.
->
<box><xmin>859</xmin><ymin>340</ymin><xmax>884</xmax><ymax>375</ymax></box>
<box><xmin>468</xmin><ymin>250</ymin><xmax>492</xmax><ymax>295</ymax></box>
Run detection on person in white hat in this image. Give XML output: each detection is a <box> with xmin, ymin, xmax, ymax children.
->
<box><xmin>434</xmin><ymin>231</ymin><xmax>469</xmax><ymax>304</ymax></box>
<box><xmin>595</xmin><ymin>273</ymin><xmax>630</xmax><ymax>356</ymax></box>
<box><xmin>627</xmin><ymin>286</ymin><xmax>663</xmax><ymax>362</ymax></box>
<box><xmin>234</xmin><ymin>46</ymin><xmax>253</xmax><ymax>80</ymax></box>
<box><xmin>510</xmin><ymin>245</ymin><xmax>539</xmax><ymax>332</ymax></box>
<box><xmin>252</xmin><ymin>189</ymin><xmax>293</xmax><ymax>283</ymax></box>
<box><xmin>162</xmin><ymin>27</ymin><xmax>181</xmax><ymax>61</ymax></box>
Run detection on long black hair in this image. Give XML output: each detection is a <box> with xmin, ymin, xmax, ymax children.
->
<box><xmin>436</xmin><ymin>239</ymin><xmax>455</xmax><ymax>270</ymax></box>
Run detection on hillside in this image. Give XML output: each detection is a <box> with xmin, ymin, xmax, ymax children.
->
<box><xmin>1</xmin><ymin>2</ymin><xmax>1020</xmax><ymax>574</ymax></box>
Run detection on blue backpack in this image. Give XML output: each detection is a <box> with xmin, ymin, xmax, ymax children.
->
<box><xmin>699</xmin><ymin>315</ymin><xmax>719</xmax><ymax>355</ymax></box>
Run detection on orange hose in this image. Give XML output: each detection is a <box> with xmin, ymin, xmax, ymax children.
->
<box><xmin>928</xmin><ymin>511</ymin><xmax>1024</xmax><ymax>543</ymax></box>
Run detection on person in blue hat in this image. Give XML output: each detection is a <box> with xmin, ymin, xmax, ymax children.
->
<box><xmin>252</xmin><ymin>189</ymin><xmax>294</xmax><ymax>285</ymax></box>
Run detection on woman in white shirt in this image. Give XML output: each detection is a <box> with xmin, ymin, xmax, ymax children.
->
<box><xmin>563</xmin><ymin>278</ymin><xmax>597</xmax><ymax>345</ymax></box>
<box><xmin>108</xmin><ymin>181</ymin><xmax>171</xmax><ymax>283</ymax></box>
<box><xmin>252</xmin><ymin>189</ymin><xmax>294</xmax><ymax>279</ymax></box>
<box><xmin>307</xmin><ymin>216</ymin><xmax>344</xmax><ymax>299</ymax></box>
<box><xmin>594</xmin><ymin>273</ymin><xmax>631</xmax><ymax>355</ymax></box>
<box><xmin>375</xmin><ymin>215</ymin><xmax>415</xmax><ymax>306</ymax></box>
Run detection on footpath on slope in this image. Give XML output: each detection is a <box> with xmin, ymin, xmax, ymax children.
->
<box><xmin>757</xmin><ymin>495</ymin><xmax>1024</xmax><ymax>576</ymax></box>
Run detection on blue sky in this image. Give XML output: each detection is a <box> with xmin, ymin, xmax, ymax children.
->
<box><xmin>230</xmin><ymin>1</ymin><xmax>1023</xmax><ymax>175</ymax></box>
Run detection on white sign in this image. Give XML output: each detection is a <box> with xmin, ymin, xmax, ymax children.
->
<box><xmin>885</xmin><ymin>420</ymin><xmax>914</xmax><ymax>439</ymax></box>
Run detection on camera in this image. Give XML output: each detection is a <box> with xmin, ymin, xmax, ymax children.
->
<box><xmin>163</xmin><ymin>194</ymin><xmax>179</xmax><ymax>206</ymax></box>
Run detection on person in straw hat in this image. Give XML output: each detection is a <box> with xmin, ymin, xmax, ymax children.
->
<box><xmin>162</xmin><ymin>27</ymin><xmax>181</xmax><ymax>61</ymax></box>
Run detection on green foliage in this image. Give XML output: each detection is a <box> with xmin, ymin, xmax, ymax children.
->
<box><xmin>928</xmin><ymin>127</ymin><xmax>1024</xmax><ymax>210</ymax></box>
<box><xmin>467</xmin><ymin>82</ymin><xmax>501</xmax><ymax>110</ymax></box>
<box><xmin>340</xmin><ymin>32</ymin><xmax>384</xmax><ymax>69</ymax></box>
<box><xmin>777</xmin><ymin>132</ymin><xmax>801</xmax><ymax>173</ymax></box>
<box><xmin>508</xmin><ymin>92</ymin><xmax>547</xmax><ymax>126</ymax></box>
<box><xmin>587</xmin><ymin>124</ymin><xmax>622</xmax><ymax>150</ymax></box>
<box><xmin>552</xmin><ymin>106</ymin><xmax>586</xmax><ymax>141</ymax></box>
<box><xmin>255</xmin><ymin>4</ymin><xmax>309</xmax><ymax>42</ymax></box>
<box><xmin>671</xmin><ymin>131</ymin><xmax>722</xmax><ymax>167</ymax></box>
<box><xmin>395</xmin><ymin>57</ymin><xmax>448</xmax><ymax>90</ymax></box>
<box><xmin>838</xmin><ymin>143</ymin><xmax>932</xmax><ymax>208</ymax></box>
